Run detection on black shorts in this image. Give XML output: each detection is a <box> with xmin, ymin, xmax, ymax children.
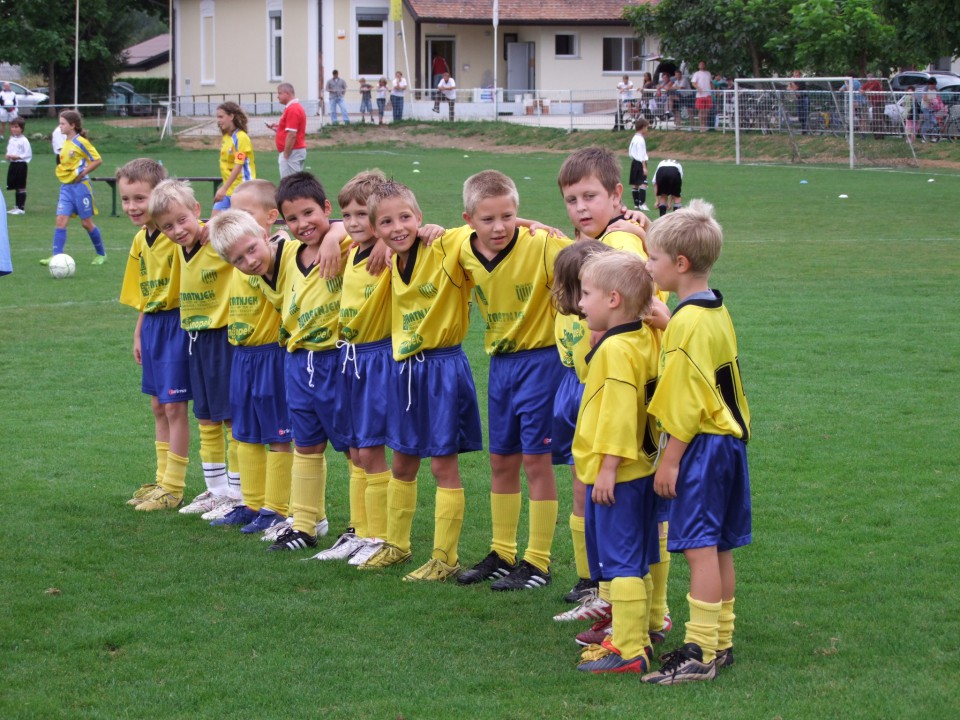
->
<box><xmin>6</xmin><ymin>161</ymin><xmax>27</xmax><ymax>191</ymax></box>
<box><xmin>654</xmin><ymin>167</ymin><xmax>682</xmax><ymax>197</ymax></box>
<box><xmin>629</xmin><ymin>160</ymin><xmax>647</xmax><ymax>186</ymax></box>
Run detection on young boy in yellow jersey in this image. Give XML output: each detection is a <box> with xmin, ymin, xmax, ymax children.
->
<box><xmin>454</xmin><ymin>170</ymin><xmax>571</xmax><ymax>591</ymax></box>
<box><xmin>311</xmin><ymin>170</ymin><xmax>397</xmax><ymax>565</ymax></box>
<box><xmin>268</xmin><ymin>172</ymin><xmax>352</xmax><ymax>552</ymax></box>
<box><xmin>571</xmin><ymin>250</ymin><xmax>662</xmax><ymax>674</ymax></box>
<box><xmin>359</xmin><ymin>180</ymin><xmax>483</xmax><ymax>581</ymax></box>
<box><xmin>554</xmin><ymin>148</ymin><xmax>672</xmax><ymax>636</ymax></box>
<box><xmin>117</xmin><ymin>159</ymin><xmax>192</xmax><ymax>509</ymax></box>
<box><xmin>642</xmin><ymin>199</ymin><xmax>752</xmax><ymax>685</ymax></box>
<box><xmin>142</xmin><ymin>179</ymin><xmax>237</xmax><ymax>513</ymax></box>
<box><xmin>206</xmin><ymin>191</ymin><xmax>294</xmax><ymax>532</ymax></box>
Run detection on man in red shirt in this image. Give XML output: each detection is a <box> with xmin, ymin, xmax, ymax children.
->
<box><xmin>267</xmin><ymin>83</ymin><xmax>307</xmax><ymax>178</ymax></box>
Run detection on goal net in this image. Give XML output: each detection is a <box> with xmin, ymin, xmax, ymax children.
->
<box><xmin>733</xmin><ymin>77</ymin><xmax>918</xmax><ymax>168</ymax></box>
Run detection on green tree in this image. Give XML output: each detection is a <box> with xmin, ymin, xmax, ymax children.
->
<box><xmin>877</xmin><ymin>0</ymin><xmax>960</xmax><ymax>68</ymax></box>
<box><xmin>0</xmin><ymin>0</ymin><xmax>165</xmax><ymax>108</ymax></box>
<box><xmin>623</xmin><ymin>0</ymin><xmax>795</xmax><ymax>77</ymax></box>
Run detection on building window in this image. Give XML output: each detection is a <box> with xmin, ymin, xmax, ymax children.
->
<box><xmin>356</xmin><ymin>7</ymin><xmax>388</xmax><ymax>77</ymax></box>
<box><xmin>269</xmin><ymin>9</ymin><xmax>283</xmax><ymax>80</ymax></box>
<box><xmin>200</xmin><ymin>0</ymin><xmax>215</xmax><ymax>84</ymax></box>
<box><xmin>602</xmin><ymin>37</ymin><xmax>643</xmax><ymax>73</ymax></box>
<box><xmin>555</xmin><ymin>34</ymin><xmax>577</xmax><ymax>58</ymax></box>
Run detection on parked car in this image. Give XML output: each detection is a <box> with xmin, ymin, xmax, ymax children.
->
<box><xmin>106</xmin><ymin>82</ymin><xmax>154</xmax><ymax>116</ymax></box>
<box><xmin>1</xmin><ymin>81</ymin><xmax>48</xmax><ymax>117</ymax></box>
<box><xmin>890</xmin><ymin>71</ymin><xmax>960</xmax><ymax>92</ymax></box>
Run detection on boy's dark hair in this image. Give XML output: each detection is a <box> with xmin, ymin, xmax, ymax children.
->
<box><xmin>551</xmin><ymin>240</ymin><xmax>613</xmax><ymax>316</ymax></box>
<box><xmin>10</xmin><ymin>117</ymin><xmax>25</xmax><ymax>130</ymax></box>
<box><xmin>276</xmin><ymin>171</ymin><xmax>327</xmax><ymax>213</ymax></box>
<box><xmin>116</xmin><ymin>157</ymin><xmax>168</xmax><ymax>188</ymax></box>
<box><xmin>634</xmin><ymin>117</ymin><xmax>650</xmax><ymax>131</ymax></box>
<box><xmin>558</xmin><ymin>147</ymin><xmax>620</xmax><ymax>193</ymax></box>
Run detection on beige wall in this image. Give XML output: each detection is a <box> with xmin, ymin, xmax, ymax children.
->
<box><xmin>120</xmin><ymin>63</ymin><xmax>171</xmax><ymax>81</ymax></box>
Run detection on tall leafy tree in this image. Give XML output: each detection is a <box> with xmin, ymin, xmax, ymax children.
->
<box><xmin>877</xmin><ymin>0</ymin><xmax>960</xmax><ymax>68</ymax></box>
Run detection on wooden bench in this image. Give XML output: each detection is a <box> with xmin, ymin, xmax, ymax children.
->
<box><xmin>90</xmin><ymin>176</ymin><xmax>224</xmax><ymax>217</ymax></box>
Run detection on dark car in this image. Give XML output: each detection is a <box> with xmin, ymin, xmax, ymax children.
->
<box><xmin>106</xmin><ymin>81</ymin><xmax>154</xmax><ymax>116</ymax></box>
<box><xmin>890</xmin><ymin>71</ymin><xmax>960</xmax><ymax>92</ymax></box>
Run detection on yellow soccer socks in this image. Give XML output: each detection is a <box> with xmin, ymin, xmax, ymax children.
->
<box><xmin>386</xmin><ymin>477</ymin><xmax>418</xmax><ymax>554</ymax></box>
<box><xmin>226</xmin><ymin>431</ymin><xmax>241</xmax><ymax>500</ymax></box>
<box><xmin>569</xmin><ymin>513</ymin><xmax>590</xmax><ymax>581</ymax></box>
<box><xmin>433</xmin><ymin>487</ymin><xmax>465</xmax><ymax>565</ymax></box>
<box><xmin>237</xmin><ymin>441</ymin><xmax>266</xmax><ymax>511</ymax></box>
<box><xmin>685</xmin><ymin>593</ymin><xmax>722</xmax><ymax>663</ymax></box>
<box><xmin>649</xmin><ymin>530</ymin><xmax>671</xmax><ymax>631</ymax></box>
<box><xmin>490</xmin><ymin>492</ymin><xmax>521</xmax><ymax>565</ymax></box>
<box><xmin>610</xmin><ymin>576</ymin><xmax>650</xmax><ymax>660</ymax></box>
<box><xmin>718</xmin><ymin>598</ymin><xmax>736</xmax><ymax>652</ymax></box>
<box><xmin>364</xmin><ymin>469</ymin><xmax>391</xmax><ymax>540</ymax></box>
<box><xmin>198</xmin><ymin>422</ymin><xmax>228</xmax><ymax>495</ymax></box>
<box><xmin>154</xmin><ymin>441</ymin><xmax>169</xmax><ymax>485</ymax></box>
<box><xmin>524</xmin><ymin>499</ymin><xmax>558</xmax><ymax>574</ymax></box>
<box><xmin>348</xmin><ymin>460</ymin><xmax>368</xmax><ymax>537</ymax></box>
<box><xmin>290</xmin><ymin>450</ymin><xmax>326</xmax><ymax>535</ymax></box>
<box><xmin>161</xmin><ymin>451</ymin><xmax>189</xmax><ymax>496</ymax></box>
<box><xmin>263</xmin><ymin>449</ymin><xmax>293</xmax><ymax>516</ymax></box>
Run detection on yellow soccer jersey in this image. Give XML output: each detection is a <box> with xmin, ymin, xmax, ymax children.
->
<box><xmin>390</xmin><ymin>230</ymin><xmax>472</xmax><ymax>361</ymax></box>
<box><xmin>339</xmin><ymin>244</ymin><xmax>392</xmax><ymax>344</ymax></box>
<box><xmin>119</xmin><ymin>227</ymin><xmax>181</xmax><ymax>313</ymax></box>
<box><xmin>227</xmin><ymin>269</ymin><xmax>282</xmax><ymax>347</ymax></box>
<box><xmin>554</xmin><ymin>312</ymin><xmax>591</xmax><ymax>380</ymax></box>
<box><xmin>257</xmin><ymin>236</ymin><xmax>300</xmax><ymax>347</ymax></box>
<box><xmin>281</xmin><ymin>239</ymin><xmax>351</xmax><ymax>352</ymax></box>
<box><xmin>648</xmin><ymin>291</ymin><xmax>751</xmax><ymax>444</ymax></box>
<box><xmin>177</xmin><ymin>238</ymin><xmax>233</xmax><ymax>331</ymax></box>
<box><xmin>56</xmin><ymin>135</ymin><xmax>100</xmax><ymax>184</ymax></box>
<box><xmin>573</xmin><ymin>321</ymin><xmax>662</xmax><ymax>484</ymax></box>
<box><xmin>460</xmin><ymin>226</ymin><xmax>572</xmax><ymax>355</ymax></box>
<box><xmin>219</xmin><ymin>130</ymin><xmax>256</xmax><ymax>197</ymax></box>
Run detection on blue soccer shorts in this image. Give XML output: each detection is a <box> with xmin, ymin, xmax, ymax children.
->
<box><xmin>56</xmin><ymin>181</ymin><xmax>96</xmax><ymax>219</ymax></box>
<box><xmin>488</xmin><ymin>346</ymin><xmax>564</xmax><ymax>456</ymax></box>
<box><xmin>666</xmin><ymin>433</ymin><xmax>752</xmax><ymax>553</ymax></box>
<box><xmin>187</xmin><ymin>327</ymin><xmax>233</xmax><ymax>422</ymax></box>
<box><xmin>551</xmin><ymin>366</ymin><xmax>582</xmax><ymax>465</ymax></box>
<box><xmin>334</xmin><ymin>337</ymin><xmax>392</xmax><ymax>449</ymax></box>
<box><xmin>229</xmin><ymin>343</ymin><xmax>292</xmax><ymax>444</ymax></box>
<box><xmin>141</xmin><ymin>309</ymin><xmax>192</xmax><ymax>403</ymax></box>
<box><xmin>584</xmin><ymin>475</ymin><xmax>660</xmax><ymax>581</ymax></box>
<box><xmin>285</xmin><ymin>347</ymin><xmax>348</xmax><ymax>451</ymax></box>
<box><xmin>387</xmin><ymin>345</ymin><xmax>483</xmax><ymax>458</ymax></box>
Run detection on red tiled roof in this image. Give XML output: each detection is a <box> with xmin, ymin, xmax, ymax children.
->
<box><xmin>405</xmin><ymin>0</ymin><xmax>651</xmax><ymax>25</ymax></box>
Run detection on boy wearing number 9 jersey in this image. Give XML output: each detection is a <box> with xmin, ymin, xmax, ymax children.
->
<box><xmin>642</xmin><ymin>199</ymin><xmax>751</xmax><ymax>685</ymax></box>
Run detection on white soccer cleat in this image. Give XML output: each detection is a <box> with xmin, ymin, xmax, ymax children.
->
<box><xmin>261</xmin><ymin>516</ymin><xmax>294</xmax><ymax>541</ymax></box>
<box><xmin>308</xmin><ymin>530</ymin><xmax>364</xmax><ymax>561</ymax></box>
<box><xmin>553</xmin><ymin>591</ymin><xmax>612</xmax><ymax>622</ymax></box>
<box><xmin>200</xmin><ymin>496</ymin><xmax>240</xmax><ymax>520</ymax></box>
<box><xmin>179</xmin><ymin>490</ymin><xmax>227</xmax><ymax>515</ymax></box>
<box><xmin>347</xmin><ymin>537</ymin><xmax>386</xmax><ymax>566</ymax></box>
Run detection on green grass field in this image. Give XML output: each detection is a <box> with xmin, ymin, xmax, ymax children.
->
<box><xmin>2</xmin><ymin>124</ymin><xmax>959</xmax><ymax>719</ymax></box>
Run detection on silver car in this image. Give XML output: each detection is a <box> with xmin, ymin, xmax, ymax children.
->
<box><xmin>2</xmin><ymin>81</ymin><xmax>48</xmax><ymax>117</ymax></box>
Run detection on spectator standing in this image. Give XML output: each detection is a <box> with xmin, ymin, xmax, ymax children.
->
<box><xmin>432</xmin><ymin>72</ymin><xmax>457</xmax><ymax>121</ymax></box>
<box><xmin>326</xmin><ymin>70</ymin><xmax>350</xmax><ymax>125</ymax></box>
<box><xmin>358</xmin><ymin>78</ymin><xmax>374</xmax><ymax>123</ymax></box>
<box><xmin>691</xmin><ymin>61</ymin><xmax>713</xmax><ymax>132</ymax></box>
<box><xmin>376</xmin><ymin>77</ymin><xmax>389</xmax><ymax>125</ymax></box>
<box><xmin>0</xmin><ymin>82</ymin><xmax>18</xmax><ymax>141</ymax></box>
<box><xmin>266</xmin><ymin>83</ymin><xmax>307</xmax><ymax>178</ymax></box>
<box><xmin>615</xmin><ymin>75</ymin><xmax>635</xmax><ymax>130</ymax></box>
<box><xmin>391</xmin><ymin>71</ymin><xmax>408</xmax><ymax>122</ymax></box>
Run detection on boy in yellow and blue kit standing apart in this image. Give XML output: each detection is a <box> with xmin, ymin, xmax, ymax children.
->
<box><xmin>642</xmin><ymin>199</ymin><xmax>751</xmax><ymax>685</ymax></box>
<box><xmin>359</xmin><ymin>180</ymin><xmax>482</xmax><ymax>581</ymax></box>
<box><xmin>455</xmin><ymin>170</ymin><xmax>571</xmax><ymax>591</ymax></box>
<box><xmin>142</xmin><ymin>179</ymin><xmax>238</xmax><ymax>513</ymax></box>
<box><xmin>206</xmin><ymin>189</ymin><xmax>294</xmax><ymax>532</ymax></box>
<box><xmin>572</xmin><ymin>250</ymin><xmax>662</xmax><ymax>674</ymax></box>
<box><xmin>117</xmin><ymin>159</ymin><xmax>192</xmax><ymax>508</ymax></box>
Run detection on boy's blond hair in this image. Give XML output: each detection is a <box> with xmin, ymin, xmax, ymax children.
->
<box><xmin>207</xmin><ymin>209</ymin><xmax>266</xmax><ymax>261</ymax></box>
<box><xmin>580</xmin><ymin>250</ymin><xmax>654</xmax><ymax>321</ymax></box>
<box><xmin>558</xmin><ymin>147</ymin><xmax>620</xmax><ymax>193</ymax></box>
<box><xmin>233</xmin><ymin>179</ymin><xmax>279</xmax><ymax>211</ymax></box>
<box><xmin>367</xmin><ymin>179</ymin><xmax>420</xmax><ymax>223</ymax></box>
<box><xmin>148</xmin><ymin>179</ymin><xmax>198</xmax><ymax>219</ymax></box>
<box><xmin>116</xmin><ymin>158</ymin><xmax>167</xmax><ymax>188</ymax></box>
<box><xmin>462</xmin><ymin>169</ymin><xmax>519</xmax><ymax>215</ymax></box>
<box><xmin>646</xmin><ymin>199</ymin><xmax>722</xmax><ymax>274</ymax></box>
<box><xmin>337</xmin><ymin>169</ymin><xmax>387</xmax><ymax>209</ymax></box>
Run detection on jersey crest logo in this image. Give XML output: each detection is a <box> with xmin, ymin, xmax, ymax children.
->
<box><xmin>248</xmin><ymin>275</ymin><xmax>260</xmax><ymax>289</ymax></box>
<box><xmin>167</xmin><ymin>254</ymin><xmax>174</xmax><ymax>268</ymax></box>
<box><xmin>326</xmin><ymin>276</ymin><xmax>344</xmax><ymax>294</ymax></box>
<box><xmin>515</xmin><ymin>283</ymin><xmax>533</xmax><ymax>302</ymax></box>
<box><xmin>201</xmin><ymin>269</ymin><xmax>219</xmax><ymax>284</ymax></box>
<box><xmin>560</xmin><ymin>322</ymin><xmax>586</xmax><ymax>351</ymax></box>
<box><xmin>139</xmin><ymin>256</ymin><xmax>147</xmax><ymax>277</ymax></box>
<box><xmin>418</xmin><ymin>282</ymin><xmax>438</xmax><ymax>299</ymax></box>
<box><xmin>474</xmin><ymin>285</ymin><xmax>489</xmax><ymax>305</ymax></box>
<box><xmin>364</xmin><ymin>284</ymin><xmax>376</xmax><ymax>299</ymax></box>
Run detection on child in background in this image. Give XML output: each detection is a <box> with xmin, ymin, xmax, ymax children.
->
<box><xmin>359</xmin><ymin>180</ymin><xmax>482</xmax><ymax>581</ymax></box>
<box><xmin>206</xmin><ymin>195</ymin><xmax>294</xmax><ymax>531</ymax></box>
<box><xmin>455</xmin><ymin>170</ymin><xmax>570</xmax><ymax>592</ymax></box>
<box><xmin>5</xmin><ymin>117</ymin><xmax>31</xmax><ymax>214</ymax></box>
<box><xmin>117</xmin><ymin>159</ymin><xmax>192</xmax><ymax>509</ymax></box>
<box><xmin>652</xmin><ymin>159</ymin><xmax>683</xmax><ymax>216</ymax></box>
<box><xmin>143</xmin><ymin>180</ymin><xmax>238</xmax><ymax>513</ymax></box>
<box><xmin>642</xmin><ymin>199</ymin><xmax>752</xmax><ymax>684</ymax></box>
<box><xmin>312</xmin><ymin>170</ymin><xmax>396</xmax><ymax>565</ymax></box>
<box><xmin>41</xmin><ymin>110</ymin><xmax>107</xmax><ymax>266</ymax></box>
<box><xmin>358</xmin><ymin>78</ymin><xmax>374</xmax><ymax>123</ymax></box>
<box><xmin>376</xmin><ymin>78</ymin><xmax>388</xmax><ymax>125</ymax></box>
<box><xmin>213</xmin><ymin>101</ymin><xmax>256</xmax><ymax>214</ymax></box>
<box><xmin>628</xmin><ymin>118</ymin><xmax>650</xmax><ymax>212</ymax></box>
<box><xmin>572</xmin><ymin>250</ymin><xmax>662</xmax><ymax>674</ymax></box>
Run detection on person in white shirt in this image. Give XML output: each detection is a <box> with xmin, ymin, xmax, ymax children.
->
<box><xmin>390</xmin><ymin>71</ymin><xmax>408</xmax><ymax>122</ymax></box>
<box><xmin>432</xmin><ymin>72</ymin><xmax>457</xmax><ymax>121</ymax></box>
<box><xmin>5</xmin><ymin>117</ymin><xmax>31</xmax><ymax>214</ymax></box>
<box><xmin>627</xmin><ymin>118</ymin><xmax>650</xmax><ymax>211</ymax></box>
<box><xmin>51</xmin><ymin>126</ymin><xmax>65</xmax><ymax>166</ymax></box>
<box><xmin>615</xmin><ymin>75</ymin><xmax>635</xmax><ymax>130</ymax></box>
<box><xmin>691</xmin><ymin>61</ymin><xmax>714</xmax><ymax>132</ymax></box>
<box><xmin>0</xmin><ymin>82</ymin><xmax>19</xmax><ymax>140</ymax></box>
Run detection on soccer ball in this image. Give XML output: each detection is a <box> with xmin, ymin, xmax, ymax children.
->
<box><xmin>49</xmin><ymin>254</ymin><xmax>76</xmax><ymax>279</ymax></box>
